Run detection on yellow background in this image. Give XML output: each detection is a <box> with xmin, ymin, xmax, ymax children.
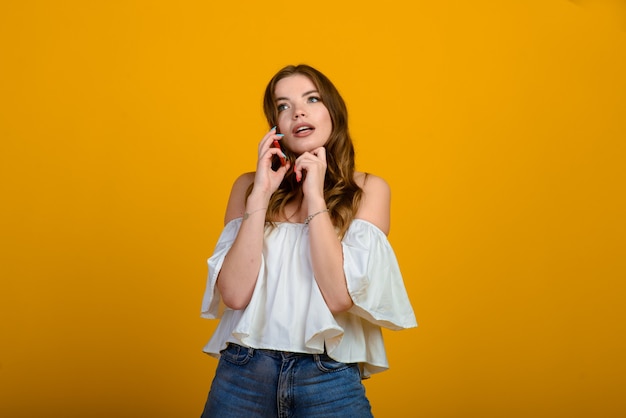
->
<box><xmin>1</xmin><ymin>1</ymin><xmax>625</xmax><ymax>417</ymax></box>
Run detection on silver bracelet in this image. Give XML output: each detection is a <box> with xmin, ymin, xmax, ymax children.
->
<box><xmin>304</xmin><ymin>208</ymin><xmax>329</xmax><ymax>225</ymax></box>
<box><xmin>243</xmin><ymin>207</ymin><xmax>267</xmax><ymax>220</ymax></box>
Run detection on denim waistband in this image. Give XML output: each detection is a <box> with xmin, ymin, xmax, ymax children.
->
<box><xmin>226</xmin><ymin>342</ymin><xmax>326</xmax><ymax>360</ymax></box>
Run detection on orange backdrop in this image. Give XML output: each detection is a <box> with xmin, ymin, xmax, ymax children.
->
<box><xmin>1</xmin><ymin>1</ymin><xmax>625</xmax><ymax>417</ymax></box>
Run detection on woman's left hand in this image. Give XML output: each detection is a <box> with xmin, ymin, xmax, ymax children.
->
<box><xmin>294</xmin><ymin>146</ymin><xmax>327</xmax><ymax>203</ymax></box>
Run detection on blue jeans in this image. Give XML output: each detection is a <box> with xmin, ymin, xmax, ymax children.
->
<box><xmin>201</xmin><ymin>343</ymin><xmax>373</xmax><ymax>418</ymax></box>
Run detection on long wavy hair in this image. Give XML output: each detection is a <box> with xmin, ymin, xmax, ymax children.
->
<box><xmin>250</xmin><ymin>64</ymin><xmax>364</xmax><ymax>237</ymax></box>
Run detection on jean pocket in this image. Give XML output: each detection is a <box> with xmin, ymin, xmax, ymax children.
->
<box><xmin>314</xmin><ymin>353</ymin><xmax>356</xmax><ymax>373</ymax></box>
<box><xmin>220</xmin><ymin>343</ymin><xmax>253</xmax><ymax>366</ymax></box>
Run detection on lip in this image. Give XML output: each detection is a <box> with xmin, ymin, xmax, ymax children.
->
<box><xmin>292</xmin><ymin>123</ymin><xmax>315</xmax><ymax>137</ymax></box>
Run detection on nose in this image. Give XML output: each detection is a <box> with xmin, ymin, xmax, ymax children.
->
<box><xmin>292</xmin><ymin>105</ymin><xmax>306</xmax><ymax>119</ymax></box>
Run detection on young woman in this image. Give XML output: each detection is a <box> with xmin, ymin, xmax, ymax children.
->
<box><xmin>200</xmin><ymin>64</ymin><xmax>417</xmax><ymax>417</ymax></box>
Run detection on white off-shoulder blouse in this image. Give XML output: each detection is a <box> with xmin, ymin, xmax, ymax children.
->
<box><xmin>201</xmin><ymin>218</ymin><xmax>417</xmax><ymax>377</ymax></box>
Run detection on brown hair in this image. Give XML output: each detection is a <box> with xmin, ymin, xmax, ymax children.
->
<box><xmin>251</xmin><ymin>64</ymin><xmax>364</xmax><ymax>237</ymax></box>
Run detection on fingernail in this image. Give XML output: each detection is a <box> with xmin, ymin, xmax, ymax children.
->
<box><xmin>276</xmin><ymin>133</ymin><xmax>284</xmax><ymax>137</ymax></box>
<box><xmin>271</xmin><ymin>126</ymin><xmax>276</xmax><ymax>131</ymax></box>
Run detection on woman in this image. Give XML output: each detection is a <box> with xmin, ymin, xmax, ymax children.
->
<box><xmin>200</xmin><ymin>64</ymin><xmax>417</xmax><ymax>417</ymax></box>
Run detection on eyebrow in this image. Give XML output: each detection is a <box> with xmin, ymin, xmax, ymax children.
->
<box><xmin>275</xmin><ymin>90</ymin><xmax>319</xmax><ymax>102</ymax></box>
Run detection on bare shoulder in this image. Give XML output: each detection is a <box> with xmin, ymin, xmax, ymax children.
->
<box><xmin>224</xmin><ymin>172</ymin><xmax>256</xmax><ymax>225</ymax></box>
<box><xmin>354</xmin><ymin>172</ymin><xmax>391</xmax><ymax>235</ymax></box>
<box><xmin>354</xmin><ymin>172</ymin><xmax>391</xmax><ymax>195</ymax></box>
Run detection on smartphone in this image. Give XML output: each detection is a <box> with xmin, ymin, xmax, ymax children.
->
<box><xmin>271</xmin><ymin>128</ymin><xmax>286</xmax><ymax>171</ymax></box>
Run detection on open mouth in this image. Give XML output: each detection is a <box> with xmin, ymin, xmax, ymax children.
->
<box><xmin>293</xmin><ymin>124</ymin><xmax>315</xmax><ymax>137</ymax></box>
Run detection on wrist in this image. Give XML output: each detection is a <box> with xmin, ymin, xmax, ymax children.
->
<box><xmin>247</xmin><ymin>190</ymin><xmax>272</xmax><ymax>207</ymax></box>
<box><xmin>305</xmin><ymin>196</ymin><xmax>326</xmax><ymax>212</ymax></box>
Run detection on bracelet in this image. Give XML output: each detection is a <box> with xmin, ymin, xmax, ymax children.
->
<box><xmin>243</xmin><ymin>207</ymin><xmax>267</xmax><ymax>220</ymax></box>
<box><xmin>304</xmin><ymin>208</ymin><xmax>329</xmax><ymax>225</ymax></box>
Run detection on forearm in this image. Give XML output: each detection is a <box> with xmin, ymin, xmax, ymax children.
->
<box><xmin>308</xmin><ymin>204</ymin><xmax>353</xmax><ymax>313</ymax></box>
<box><xmin>217</xmin><ymin>194</ymin><xmax>269</xmax><ymax>310</ymax></box>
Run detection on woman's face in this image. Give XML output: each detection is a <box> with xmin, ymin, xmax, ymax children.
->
<box><xmin>274</xmin><ymin>74</ymin><xmax>332</xmax><ymax>155</ymax></box>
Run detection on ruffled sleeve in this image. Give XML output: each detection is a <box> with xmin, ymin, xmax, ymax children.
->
<box><xmin>200</xmin><ymin>218</ymin><xmax>242</xmax><ymax>319</ymax></box>
<box><xmin>342</xmin><ymin>219</ymin><xmax>417</xmax><ymax>330</ymax></box>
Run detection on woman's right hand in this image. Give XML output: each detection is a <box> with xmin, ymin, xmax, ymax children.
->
<box><xmin>251</xmin><ymin>127</ymin><xmax>290</xmax><ymax>199</ymax></box>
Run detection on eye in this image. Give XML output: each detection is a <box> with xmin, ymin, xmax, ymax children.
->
<box><xmin>308</xmin><ymin>96</ymin><xmax>321</xmax><ymax>103</ymax></box>
<box><xmin>277</xmin><ymin>103</ymin><xmax>289</xmax><ymax>112</ymax></box>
